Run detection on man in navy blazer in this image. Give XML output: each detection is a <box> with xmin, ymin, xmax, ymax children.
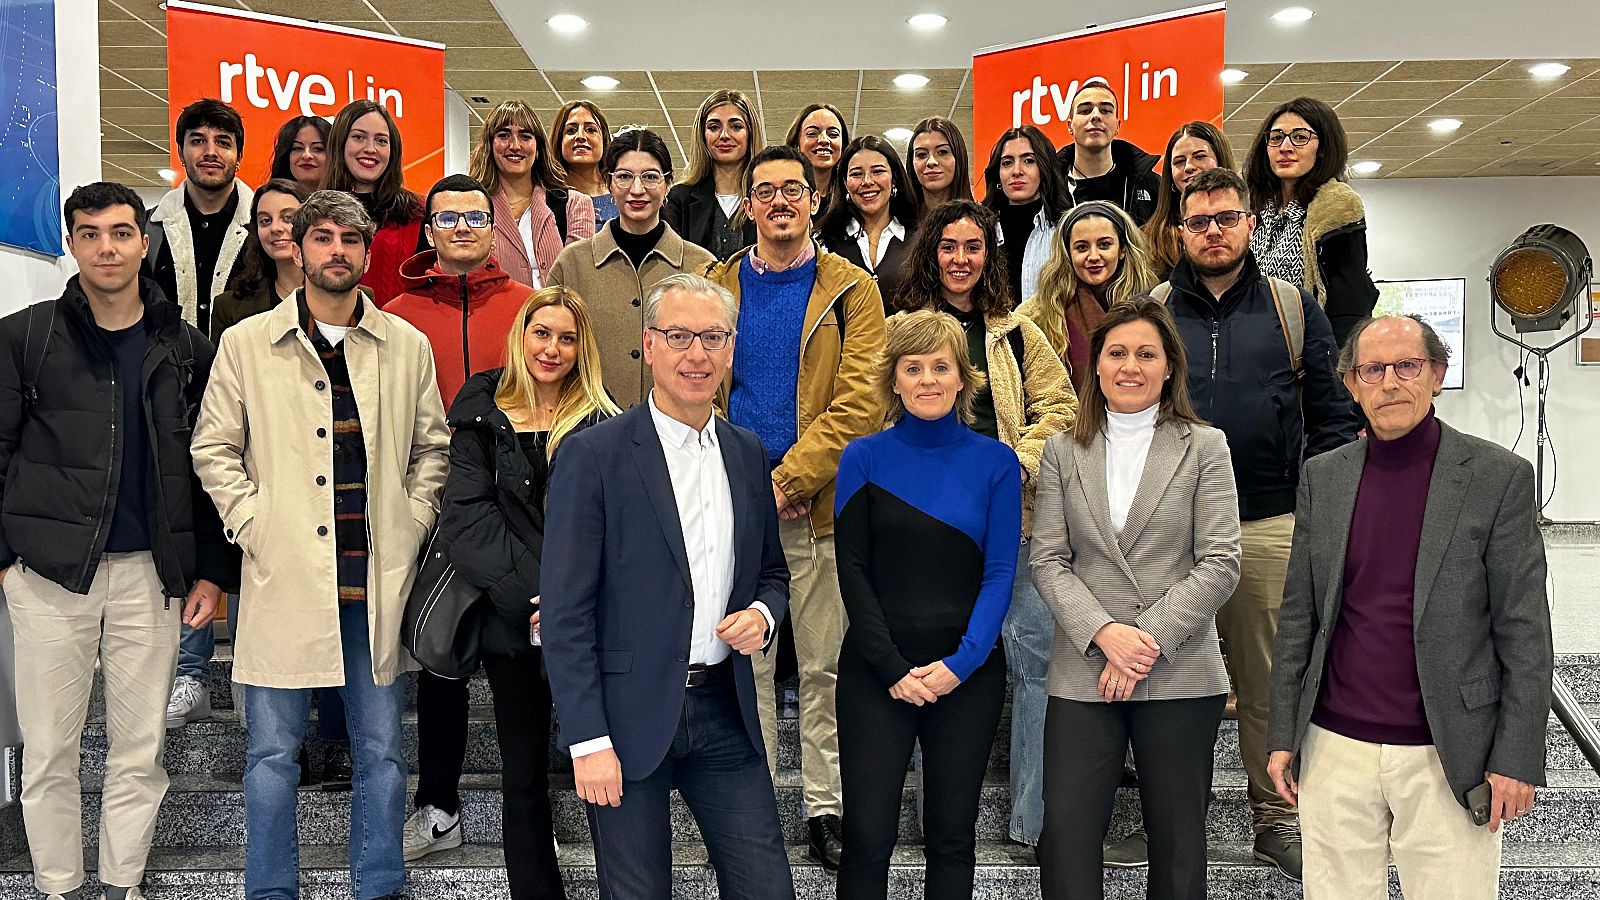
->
<box><xmin>542</xmin><ymin>272</ymin><xmax>795</xmax><ymax>899</ymax></box>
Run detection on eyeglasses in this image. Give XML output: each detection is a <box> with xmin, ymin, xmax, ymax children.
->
<box><xmin>611</xmin><ymin>170</ymin><xmax>665</xmax><ymax>189</ymax></box>
<box><xmin>1266</xmin><ymin>128</ymin><xmax>1318</xmax><ymax>148</ymax></box>
<box><xmin>750</xmin><ymin>181</ymin><xmax>811</xmax><ymax>203</ymax></box>
<box><xmin>1352</xmin><ymin>357</ymin><xmax>1429</xmax><ymax>384</ymax></box>
<box><xmin>648</xmin><ymin>326</ymin><xmax>734</xmax><ymax>351</ymax></box>
<box><xmin>429</xmin><ymin>210</ymin><xmax>491</xmax><ymax>230</ymax></box>
<box><xmin>1182</xmin><ymin>210</ymin><xmax>1249</xmax><ymax>233</ymax></box>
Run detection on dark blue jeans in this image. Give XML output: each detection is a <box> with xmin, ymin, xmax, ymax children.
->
<box><xmin>586</xmin><ymin>673</ymin><xmax>794</xmax><ymax>900</ymax></box>
<box><xmin>242</xmin><ymin>603</ymin><xmax>406</xmax><ymax>899</ymax></box>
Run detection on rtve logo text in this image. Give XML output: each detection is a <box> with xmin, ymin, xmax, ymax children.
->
<box><xmin>1010</xmin><ymin>62</ymin><xmax>1181</xmax><ymax>127</ymax></box>
<box><xmin>217</xmin><ymin>54</ymin><xmax>406</xmax><ymax>118</ymax></box>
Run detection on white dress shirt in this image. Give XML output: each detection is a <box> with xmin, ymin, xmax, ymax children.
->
<box><xmin>846</xmin><ymin>217</ymin><xmax>906</xmax><ymax>272</ymax></box>
<box><xmin>569</xmin><ymin>394</ymin><xmax>773</xmax><ymax>759</ymax></box>
<box><xmin>516</xmin><ymin>208</ymin><xmax>543</xmax><ymax>289</ymax></box>
<box><xmin>1105</xmin><ymin>403</ymin><xmax>1159</xmax><ymax>534</ymax></box>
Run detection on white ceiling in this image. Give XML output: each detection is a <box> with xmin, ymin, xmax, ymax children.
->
<box><xmin>496</xmin><ymin>0</ymin><xmax>1600</xmax><ymax>71</ymax></box>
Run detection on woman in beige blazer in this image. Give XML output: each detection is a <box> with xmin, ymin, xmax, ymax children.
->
<box><xmin>1029</xmin><ymin>296</ymin><xmax>1241</xmax><ymax>900</ymax></box>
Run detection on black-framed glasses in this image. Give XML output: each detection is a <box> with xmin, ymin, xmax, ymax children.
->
<box><xmin>430</xmin><ymin>210</ymin><xmax>491</xmax><ymax>230</ymax></box>
<box><xmin>648</xmin><ymin>326</ymin><xmax>734</xmax><ymax>351</ymax></box>
<box><xmin>611</xmin><ymin>170</ymin><xmax>665</xmax><ymax>189</ymax></box>
<box><xmin>1182</xmin><ymin>210</ymin><xmax>1249</xmax><ymax>233</ymax></box>
<box><xmin>750</xmin><ymin>181</ymin><xmax>810</xmax><ymax>203</ymax></box>
<box><xmin>1266</xmin><ymin>128</ymin><xmax>1318</xmax><ymax>148</ymax></box>
<box><xmin>1353</xmin><ymin>357</ymin><xmax>1428</xmax><ymax>384</ymax></box>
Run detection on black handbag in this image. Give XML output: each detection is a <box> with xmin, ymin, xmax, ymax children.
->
<box><xmin>402</xmin><ymin>525</ymin><xmax>488</xmax><ymax>680</ymax></box>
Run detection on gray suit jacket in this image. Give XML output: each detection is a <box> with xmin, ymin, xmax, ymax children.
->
<box><xmin>1267</xmin><ymin>419</ymin><xmax>1554</xmax><ymax>807</ymax></box>
<box><xmin>1030</xmin><ymin>419</ymin><xmax>1241</xmax><ymax>702</ymax></box>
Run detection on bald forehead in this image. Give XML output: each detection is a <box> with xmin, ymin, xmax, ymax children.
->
<box><xmin>1357</xmin><ymin>316</ymin><xmax>1428</xmax><ymax>356</ymax></box>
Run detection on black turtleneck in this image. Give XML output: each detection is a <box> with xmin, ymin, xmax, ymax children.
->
<box><xmin>610</xmin><ymin>219</ymin><xmax>666</xmax><ymax>270</ymax></box>
<box><xmin>999</xmin><ymin>198</ymin><xmax>1043</xmax><ymax>303</ymax></box>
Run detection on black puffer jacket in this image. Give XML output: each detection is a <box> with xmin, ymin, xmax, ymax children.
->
<box><xmin>1163</xmin><ymin>254</ymin><xmax>1360</xmax><ymax>521</ymax></box>
<box><xmin>0</xmin><ymin>277</ymin><xmax>232</xmax><ymax>596</ymax></box>
<box><xmin>437</xmin><ymin>369</ymin><xmax>607</xmax><ymax>657</ymax></box>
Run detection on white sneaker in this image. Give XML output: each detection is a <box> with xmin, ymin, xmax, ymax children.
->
<box><xmin>165</xmin><ymin>676</ymin><xmax>210</xmax><ymax>729</ymax></box>
<box><xmin>402</xmin><ymin>804</ymin><xmax>462</xmax><ymax>861</ymax></box>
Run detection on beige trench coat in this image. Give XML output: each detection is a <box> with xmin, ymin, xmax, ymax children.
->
<box><xmin>192</xmin><ymin>295</ymin><xmax>451</xmax><ymax>688</ymax></box>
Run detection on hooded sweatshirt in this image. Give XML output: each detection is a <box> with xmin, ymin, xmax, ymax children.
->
<box><xmin>384</xmin><ymin>250</ymin><xmax>534</xmax><ymax>407</ymax></box>
<box><xmin>1057</xmin><ymin>139</ymin><xmax>1161</xmax><ymax>226</ymax></box>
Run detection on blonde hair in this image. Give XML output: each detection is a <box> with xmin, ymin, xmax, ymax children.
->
<box><xmin>878</xmin><ymin>310</ymin><xmax>987</xmax><ymax>425</ymax></box>
<box><xmin>495</xmin><ymin>286</ymin><xmax>621</xmax><ymax>458</ymax></box>
<box><xmin>685</xmin><ymin>90</ymin><xmax>764</xmax><ymax>187</ymax></box>
<box><xmin>1031</xmin><ymin>202</ymin><xmax>1156</xmax><ymax>359</ymax></box>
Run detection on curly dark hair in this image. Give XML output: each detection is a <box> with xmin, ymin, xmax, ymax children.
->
<box><xmin>895</xmin><ymin>199</ymin><xmax>1012</xmax><ymax>317</ymax></box>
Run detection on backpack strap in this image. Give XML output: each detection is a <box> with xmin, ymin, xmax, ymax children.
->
<box><xmin>548</xmin><ymin>188</ymin><xmax>570</xmax><ymax>244</ymax></box>
<box><xmin>1266</xmin><ymin>277</ymin><xmax>1305</xmax><ymax>377</ymax></box>
<box><xmin>20</xmin><ymin>301</ymin><xmax>56</xmax><ymax>411</ymax></box>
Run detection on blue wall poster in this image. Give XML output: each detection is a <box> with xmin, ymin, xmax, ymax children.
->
<box><xmin>0</xmin><ymin>0</ymin><xmax>62</xmax><ymax>257</ymax></box>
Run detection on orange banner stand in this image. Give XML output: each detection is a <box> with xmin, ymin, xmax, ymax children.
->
<box><xmin>165</xmin><ymin>0</ymin><xmax>445</xmax><ymax>192</ymax></box>
<box><xmin>972</xmin><ymin>3</ymin><xmax>1226</xmax><ymax>194</ymax></box>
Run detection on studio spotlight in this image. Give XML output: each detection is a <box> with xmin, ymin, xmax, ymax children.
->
<box><xmin>1490</xmin><ymin>224</ymin><xmax>1592</xmax><ymax>333</ymax></box>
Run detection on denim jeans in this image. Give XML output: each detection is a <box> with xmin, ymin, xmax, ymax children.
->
<box><xmin>176</xmin><ymin>620</ymin><xmax>214</xmax><ymax>682</ymax></box>
<box><xmin>242</xmin><ymin>603</ymin><xmax>406</xmax><ymax>899</ymax></box>
<box><xmin>586</xmin><ymin>671</ymin><xmax>794</xmax><ymax>900</ymax></box>
<box><xmin>1001</xmin><ymin>540</ymin><xmax>1052</xmax><ymax>846</ymax></box>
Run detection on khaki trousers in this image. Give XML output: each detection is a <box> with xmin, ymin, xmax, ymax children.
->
<box><xmin>1214</xmin><ymin>512</ymin><xmax>1297</xmax><ymax>832</ymax></box>
<box><xmin>752</xmin><ymin>518</ymin><xmax>845</xmax><ymax>817</ymax></box>
<box><xmin>7</xmin><ymin>553</ymin><xmax>180</xmax><ymax>894</ymax></box>
<box><xmin>1300</xmin><ymin>725</ymin><xmax>1502</xmax><ymax>900</ymax></box>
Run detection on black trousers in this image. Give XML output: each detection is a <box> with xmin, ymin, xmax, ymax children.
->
<box><xmin>836</xmin><ymin>647</ymin><xmax>1006</xmax><ymax>900</ymax></box>
<box><xmin>415</xmin><ymin>656</ymin><xmax>565</xmax><ymax>900</ymax></box>
<box><xmin>1039</xmin><ymin>694</ymin><xmax>1225</xmax><ymax>900</ymax></box>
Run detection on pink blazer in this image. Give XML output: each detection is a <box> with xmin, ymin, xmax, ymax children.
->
<box><xmin>490</xmin><ymin>186</ymin><xmax>596</xmax><ymax>287</ymax></box>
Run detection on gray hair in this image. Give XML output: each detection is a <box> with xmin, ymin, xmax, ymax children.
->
<box><xmin>292</xmin><ymin>190</ymin><xmax>377</xmax><ymax>248</ymax></box>
<box><xmin>642</xmin><ymin>273</ymin><xmax>739</xmax><ymax>330</ymax></box>
<box><xmin>1336</xmin><ymin>314</ymin><xmax>1451</xmax><ymax>375</ymax></box>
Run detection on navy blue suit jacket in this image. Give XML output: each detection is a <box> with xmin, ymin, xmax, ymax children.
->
<box><xmin>541</xmin><ymin>403</ymin><xmax>790</xmax><ymax>779</ymax></box>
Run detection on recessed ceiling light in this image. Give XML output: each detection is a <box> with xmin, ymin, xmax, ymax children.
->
<box><xmin>157</xmin><ymin>168</ymin><xmax>176</xmax><ymax>182</ymax></box>
<box><xmin>884</xmin><ymin>127</ymin><xmax>914</xmax><ymax>143</ymax></box>
<box><xmin>1220</xmin><ymin>68</ymin><xmax>1248</xmax><ymax>84</ymax></box>
<box><xmin>1351</xmin><ymin>160</ymin><xmax>1383</xmax><ymax>175</ymax></box>
<box><xmin>1529</xmin><ymin>62</ymin><xmax>1571</xmax><ymax>79</ymax></box>
<box><xmin>1428</xmin><ymin>118</ymin><xmax>1463</xmax><ymax>133</ymax></box>
<box><xmin>581</xmin><ymin>75</ymin><xmax>619</xmax><ymax>90</ymax></box>
<box><xmin>1271</xmin><ymin>6</ymin><xmax>1314</xmax><ymax>24</ymax></box>
<box><xmin>546</xmin><ymin>14</ymin><xmax>587</xmax><ymax>34</ymax></box>
<box><xmin>908</xmin><ymin>13</ymin><xmax>947</xmax><ymax>30</ymax></box>
<box><xmin>894</xmin><ymin>73</ymin><xmax>930</xmax><ymax>90</ymax></box>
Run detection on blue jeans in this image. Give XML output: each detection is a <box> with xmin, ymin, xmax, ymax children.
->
<box><xmin>242</xmin><ymin>603</ymin><xmax>406</xmax><ymax>899</ymax></box>
<box><xmin>176</xmin><ymin>620</ymin><xmax>214</xmax><ymax>682</ymax></box>
<box><xmin>1001</xmin><ymin>540</ymin><xmax>1052</xmax><ymax>846</ymax></box>
<box><xmin>586</xmin><ymin>671</ymin><xmax>794</xmax><ymax>900</ymax></box>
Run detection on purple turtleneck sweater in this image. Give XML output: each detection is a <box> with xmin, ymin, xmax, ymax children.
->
<box><xmin>1311</xmin><ymin>407</ymin><xmax>1441</xmax><ymax>745</ymax></box>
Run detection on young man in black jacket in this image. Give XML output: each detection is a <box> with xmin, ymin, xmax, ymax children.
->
<box><xmin>0</xmin><ymin>181</ymin><xmax>226</xmax><ymax>900</ymax></box>
<box><xmin>1056</xmin><ymin>79</ymin><xmax>1161</xmax><ymax>225</ymax></box>
<box><xmin>1158</xmin><ymin>167</ymin><xmax>1359</xmax><ymax>882</ymax></box>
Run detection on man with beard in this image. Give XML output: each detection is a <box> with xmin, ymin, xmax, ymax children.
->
<box><xmin>147</xmin><ymin>98</ymin><xmax>255</xmax><ymax>731</ymax></box>
<box><xmin>191</xmin><ymin>191</ymin><xmax>450</xmax><ymax>899</ymax></box>
<box><xmin>1153</xmin><ymin>167</ymin><xmax>1358</xmax><ymax>882</ymax></box>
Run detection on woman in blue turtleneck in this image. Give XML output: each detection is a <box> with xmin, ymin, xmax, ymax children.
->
<box><xmin>833</xmin><ymin>309</ymin><xmax>1023</xmax><ymax>900</ymax></box>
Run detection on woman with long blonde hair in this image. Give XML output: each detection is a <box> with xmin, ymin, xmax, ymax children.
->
<box><xmin>1021</xmin><ymin>201</ymin><xmax>1156</xmax><ymax>395</ymax></box>
<box><xmin>664</xmin><ymin>89</ymin><xmax>764</xmax><ymax>259</ymax></box>
<box><xmin>409</xmin><ymin>285</ymin><xmax>617</xmax><ymax>884</ymax></box>
<box><xmin>469</xmin><ymin>100</ymin><xmax>596</xmax><ymax>289</ymax></box>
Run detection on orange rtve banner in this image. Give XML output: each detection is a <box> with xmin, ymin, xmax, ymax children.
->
<box><xmin>165</xmin><ymin>0</ymin><xmax>445</xmax><ymax>192</ymax></box>
<box><xmin>972</xmin><ymin>3</ymin><xmax>1226</xmax><ymax>195</ymax></box>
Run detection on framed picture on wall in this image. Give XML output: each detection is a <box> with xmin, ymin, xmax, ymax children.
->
<box><xmin>1576</xmin><ymin>298</ymin><xmax>1600</xmax><ymax>366</ymax></box>
<box><xmin>1374</xmin><ymin>279</ymin><xmax>1466</xmax><ymax>390</ymax></box>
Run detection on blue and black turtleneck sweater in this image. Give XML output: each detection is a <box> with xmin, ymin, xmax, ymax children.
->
<box><xmin>834</xmin><ymin>409</ymin><xmax>1023</xmax><ymax>687</ymax></box>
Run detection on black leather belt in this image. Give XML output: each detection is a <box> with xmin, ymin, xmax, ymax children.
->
<box><xmin>685</xmin><ymin>659</ymin><xmax>732</xmax><ymax>688</ymax></box>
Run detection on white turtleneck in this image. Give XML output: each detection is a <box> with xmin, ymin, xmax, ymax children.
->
<box><xmin>1105</xmin><ymin>403</ymin><xmax>1160</xmax><ymax>534</ymax></box>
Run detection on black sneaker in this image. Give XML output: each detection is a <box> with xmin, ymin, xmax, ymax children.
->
<box><xmin>320</xmin><ymin>742</ymin><xmax>352</xmax><ymax>792</ymax></box>
<box><xmin>1253</xmin><ymin>823</ymin><xmax>1303</xmax><ymax>882</ymax></box>
<box><xmin>807</xmin><ymin>813</ymin><xmax>843</xmax><ymax>872</ymax></box>
<box><xmin>1103</xmin><ymin>828</ymin><xmax>1148</xmax><ymax>867</ymax></box>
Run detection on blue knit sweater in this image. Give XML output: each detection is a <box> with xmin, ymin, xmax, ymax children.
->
<box><xmin>729</xmin><ymin>256</ymin><xmax>815</xmax><ymax>464</ymax></box>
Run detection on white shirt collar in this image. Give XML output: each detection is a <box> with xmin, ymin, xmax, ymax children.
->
<box><xmin>648</xmin><ymin>391</ymin><xmax>720</xmax><ymax>451</ymax></box>
<box><xmin>845</xmin><ymin>217</ymin><xmax>906</xmax><ymax>241</ymax></box>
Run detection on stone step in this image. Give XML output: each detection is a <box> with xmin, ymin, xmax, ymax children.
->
<box><xmin>57</xmin><ymin>768</ymin><xmax>1600</xmax><ymax>850</ymax></box>
<box><xmin>2</xmin><ymin>841</ymin><xmax>1597</xmax><ymax>900</ymax></box>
